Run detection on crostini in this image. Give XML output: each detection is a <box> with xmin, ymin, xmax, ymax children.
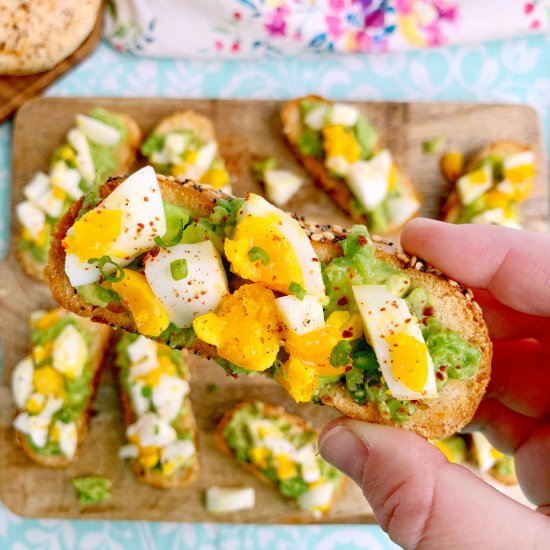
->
<box><xmin>215</xmin><ymin>401</ymin><xmax>345</xmax><ymax>517</ymax></box>
<box><xmin>46</xmin><ymin>166</ymin><xmax>491</xmax><ymax>439</ymax></box>
<box><xmin>11</xmin><ymin>308</ymin><xmax>111</xmax><ymax>466</ymax></box>
<box><xmin>441</xmin><ymin>141</ymin><xmax>534</xmax><ymax>228</ymax></box>
<box><xmin>115</xmin><ymin>332</ymin><xmax>199</xmax><ymax>489</ymax></box>
<box><xmin>281</xmin><ymin>96</ymin><xmax>421</xmax><ymax>234</ymax></box>
<box><xmin>16</xmin><ymin>107</ymin><xmax>141</xmax><ymax>280</ymax></box>
<box><xmin>140</xmin><ymin>110</ymin><xmax>231</xmax><ymax>192</ymax></box>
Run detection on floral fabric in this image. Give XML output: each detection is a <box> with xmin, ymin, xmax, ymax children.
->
<box><xmin>104</xmin><ymin>0</ymin><xmax>550</xmax><ymax>58</ymax></box>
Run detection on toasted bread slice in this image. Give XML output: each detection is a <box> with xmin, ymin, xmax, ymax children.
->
<box><xmin>152</xmin><ymin>111</ymin><xmax>216</xmax><ymax>142</ymax></box>
<box><xmin>215</xmin><ymin>401</ymin><xmax>346</xmax><ymax>513</ymax></box>
<box><xmin>114</xmin><ymin>335</ymin><xmax>200</xmax><ymax>489</ymax></box>
<box><xmin>14</xmin><ymin>314</ymin><xmax>111</xmax><ymax>467</ymax></box>
<box><xmin>441</xmin><ymin>140</ymin><xmax>532</xmax><ymax>223</ymax></box>
<box><xmin>16</xmin><ymin>110</ymin><xmax>142</xmax><ymax>282</ymax></box>
<box><xmin>281</xmin><ymin>95</ymin><xmax>421</xmax><ymax>234</ymax></box>
<box><xmin>46</xmin><ymin>175</ymin><xmax>491</xmax><ymax>439</ymax></box>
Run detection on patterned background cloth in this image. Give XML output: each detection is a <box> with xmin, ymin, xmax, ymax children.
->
<box><xmin>104</xmin><ymin>0</ymin><xmax>550</xmax><ymax>57</ymax></box>
<box><xmin>0</xmin><ymin>24</ymin><xmax>549</xmax><ymax>550</ymax></box>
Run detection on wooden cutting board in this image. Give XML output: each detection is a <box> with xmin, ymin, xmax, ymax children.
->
<box><xmin>0</xmin><ymin>12</ymin><xmax>102</xmax><ymax>125</ymax></box>
<box><xmin>0</xmin><ymin>97</ymin><xmax>542</xmax><ymax>522</ymax></box>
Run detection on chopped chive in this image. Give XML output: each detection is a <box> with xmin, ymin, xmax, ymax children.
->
<box><xmin>87</xmin><ymin>255</ymin><xmax>125</xmax><ymax>282</ymax></box>
<box><xmin>248</xmin><ymin>246</ymin><xmax>270</xmax><ymax>266</ymax></box>
<box><xmin>330</xmin><ymin>340</ymin><xmax>353</xmax><ymax>367</ymax></box>
<box><xmin>288</xmin><ymin>281</ymin><xmax>306</xmax><ymax>301</ymax></box>
<box><xmin>154</xmin><ymin>218</ymin><xmax>185</xmax><ymax>248</ymax></box>
<box><xmin>422</xmin><ymin>136</ymin><xmax>445</xmax><ymax>155</ymax></box>
<box><xmin>141</xmin><ymin>386</ymin><xmax>152</xmax><ymax>398</ymax></box>
<box><xmin>170</xmin><ymin>258</ymin><xmax>188</xmax><ymax>281</ymax></box>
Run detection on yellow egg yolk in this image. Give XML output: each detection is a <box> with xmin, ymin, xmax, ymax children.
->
<box><xmin>386</xmin><ymin>332</ymin><xmax>428</xmax><ymax>392</ymax></box>
<box><xmin>466</xmin><ymin>167</ymin><xmax>489</xmax><ymax>185</ymax></box>
<box><xmin>224</xmin><ymin>214</ymin><xmax>305</xmax><ymax>295</ymax></box>
<box><xmin>276</xmin><ymin>356</ymin><xmax>319</xmax><ymax>403</ymax></box>
<box><xmin>111</xmin><ymin>270</ymin><xmax>170</xmax><ymax>337</ymax></box>
<box><xmin>276</xmin><ymin>454</ymin><xmax>298</xmax><ymax>480</ymax></box>
<box><xmin>202</xmin><ymin>166</ymin><xmax>230</xmax><ymax>189</ymax></box>
<box><xmin>34</xmin><ymin>310</ymin><xmax>63</xmax><ymax>330</ymax></box>
<box><xmin>432</xmin><ymin>440</ymin><xmax>455</xmax><ymax>462</ymax></box>
<box><xmin>484</xmin><ymin>189</ymin><xmax>512</xmax><ymax>209</ymax></box>
<box><xmin>32</xmin><ymin>341</ymin><xmax>53</xmax><ymax>365</ymax></box>
<box><xmin>62</xmin><ymin>209</ymin><xmax>123</xmax><ymax>261</ymax></box>
<box><xmin>139</xmin><ymin>355</ymin><xmax>177</xmax><ymax>387</ymax></box>
<box><xmin>322</xmin><ymin>125</ymin><xmax>360</xmax><ymax>163</ymax></box>
<box><xmin>33</xmin><ymin>367</ymin><xmax>65</xmax><ymax>399</ymax></box>
<box><xmin>193</xmin><ymin>283</ymin><xmax>283</xmax><ymax>372</ymax></box>
<box><xmin>505</xmin><ymin>163</ymin><xmax>534</xmax><ymax>185</ymax></box>
<box><xmin>249</xmin><ymin>447</ymin><xmax>270</xmax><ymax>469</ymax></box>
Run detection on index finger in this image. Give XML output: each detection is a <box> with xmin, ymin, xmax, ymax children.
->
<box><xmin>400</xmin><ymin>219</ymin><xmax>550</xmax><ymax>317</ymax></box>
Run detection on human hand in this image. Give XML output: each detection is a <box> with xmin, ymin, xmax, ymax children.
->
<box><xmin>319</xmin><ymin>219</ymin><xmax>550</xmax><ymax>549</ymax></box>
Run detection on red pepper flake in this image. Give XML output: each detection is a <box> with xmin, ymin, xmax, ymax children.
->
<box><xmin>337</xmin><ymin>296</ymin><xmax>348</xmax><ymax>306</ymax></box>
<box><xmin>436</xmin><ymin>371</ymin><xmax>444</xmax><ymax>381</ymax></box>
<box><xmin>345</xmin><ymin>366</ymin><xmax>352</xmax><ymax>372</ymax></box>
<box><xmin>357</xmin><ymin>235</ymin><xmax>368</xmax><ymax>247</ymax></box>
<box><xmin>423</xmin><ymin>306</ymin><xmax>434</xmax><ymax>317</ymax></box>
<box><xmin>405</xmin><ymin>318</ymin><xmax>412</xmax><ymax>324</ymax></box>
<box><xmin>380</xmin><ymin>307</ymin><xmax>386</xmax><ymax>312</ymax></box>
<box><xmin>398</xmin><ymin>407</ymin><xmax>406</xmax><ymax>413</ymax></box>
<box><xmin>312</xmin><ymin>257</ymin><xmax>319</xmax><ymax>262</ymax></box>
<box><xmin>342</xmin><ymin>329</ymin><xmax>353</xmax><ymax>338</ymax></box>
<box><xmin>144</xmin><ymin>197</ymin><xmax>149</xmax><ymax>202</ymax></box>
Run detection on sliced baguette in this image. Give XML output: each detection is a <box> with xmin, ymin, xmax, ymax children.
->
<box><xmin>16</xmin><ymin>110</ymin><xmax>142</xmax><ymax>282</ymax></box>
<box><xmin>215</xmin><ymin>401</ymin><xmax>346</xmax><ymax>512</ymax></box>
<box><xmin>281</xmin><ymin>95</ymin><xmax>421</xmax><ymax>234</ymax></box>
<box><xmin>441</xmin><ymin>140</ymin><xmax>532</xmax><ymax>223</ymax></box>
<box><xmin>14</xmin><ymin>315</ymin><xmax>112</xmax><ymax>467</ymax></box>
<box><xmin>46</xmin><ymin>175</ymin><xmax>492</xmax><ymax>439</ymax></box>
<box><xmin>114</xmin><ymin>336</ymin><xmax>200</xmax><ymax>489</ymax></box>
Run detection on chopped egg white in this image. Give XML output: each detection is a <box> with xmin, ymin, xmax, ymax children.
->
<box><xmin>304</xmin><ymin>104</ymin><xmax>329</xmax><ymax>130</ymax></box>
<box><xmin>353</xmin><ymin>284</ymin><xmax>437</xmax><ymax>400</ymax></box>
<box><xmin>32</xmin><ymin>187</ymin><xmax>65</xmax><ymax>218</ymax></box>
<box><xmin>470</xmin><ymin>208</ymin><xmax>506</xmax><ymax>226</ymax></box>
<box><xmin>456</xmin><ymin>165</ymin><xmax>492</xmax><ymax>205</ymax></box>
<box><xmin>16</xmin><ymin>201</ymin><xmax>46</xmax><ymax>239</ymax></box>
<box><xmin>295</xmin><ymin>444</ymin><xmax>321</xmax><ymax>483</ymax></box>
<box><xmin>346</xmin><ymin>150</ymin><xmax>392</xmax><ymax>210</ymax></box>
<box><xmin>67</xmin><ymin>128</ymin><xmax>95</xmax><ymax>184</ymax></box>
<box><xmin>165</xmin><ymin>133</ymin><xmax>187</xmax><ymax>165</ymax></box>
<box><xmin>297</xmin><ymin>482</ymin><xmax>334</xmax><ymax>516</ymax></box>
<box><xmin>50</xmin><ymin>160</ymin><xmax>84</xmax><ymax>201</ymax></box>
<box><xmin>13</xmin><ymin>396</ymin><xmax>63</xmax><ymax>448</ymax></box>
<box><xmin>264</xmin><ymin>168</ymin><xmax>304</xmax><ymax>206</ymax></box>
<box><xmin>76</xmin><ymin>114</ymin><xmax>121</xmax><ymax>147</ymax></box>
<box><xmin>119</xmin><ymin>443</ymin><xmax>139</xmax><ymax>459</ymax></box>
<box><xmin>326</xmin><ymin>155</ymin><xmax>350</xmax><ymax>177</ymax></box>
<box><xmin>126</xmin><ymin>412</ymin><xmax>177</xmax><ymax>448</ymax></box>
<box><xmin>129</xmin><ymin>379</ymin><xmax>151</xmax><ymax>415</ymax></box>
<box><xmin>127</xmin><ymin>336</ymin><xmax>159</xmax><ymax>378</ymax></box>
<box><xmin>206</xmin><ymin>487</ymin><xmax>255</xmax><ymax>514</ymax></box>
<box><xmin>471</xmin><ymin>432</ymin><xmax>501</xmax><ymax>473</ymax></box>
<box><xmin>160</xmin><ymin>440</ymin><xmax>196</xmax><ymax>470</ymax></box>
<box><xmin>275</xmin><ymin>294</ymin><xmax>325</xmax><ymax>335</ymax></box>
<box><xmin>385</xmin><ymin>195</ymin><xmax>421</xmax><ymax>227</ymax></box>
<box><xmin>185</xmin><ymin>141</ymin><xmax>217</xmax><ymax>181</ymax></box>
<box><xmin>152</xmin><ymin>374</ymin><xmax>189</xmax><ymax>422</ymax></box>
<box><xmin>328</xmin><ymin>103</ymin><xmax>360</xmax><ymax>127</ymax></box>
<box><xmin>144</xmin><ymin>240</ymin><xmax>229</xmax><ymax>329</ymax></box>
<box><xmin>12</xmin><ymin>356</ymin><xmax>34</xmax><ymax>409</ymax></box>
<box><xmin>54</xmin><ymin>420</ymin><xmax>78</xmax><ymax>459</ymax></box>
<box><xmin>52</xmin><ymin>324</ymin><xmax>88</xmax><ymax>379</ymax></box>
<box><xmin>23</xmin><ymin>172</ymin><xmax>50</xmax><ymax>204</ymax></box>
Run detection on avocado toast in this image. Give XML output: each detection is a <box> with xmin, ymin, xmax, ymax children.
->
<box><xmin>46</xmin><ymin>166</ymin><xmax>491</xmax><ymax>440</ymax></box>
<box><xmin>11</xmin><ymin>308</ymin><xmax>111</xmax><ymax>467</ymax></box>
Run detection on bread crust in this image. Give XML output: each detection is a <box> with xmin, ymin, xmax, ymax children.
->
<box><xmin>280</xmin><ymin>95</ymin><xmax>421</xmax><ymax>234</ymax></box>
<box><xmin>114</xmin><ymin>337</ymin><xmax>200</xmax><ymax>489</ymax></box>
<box><xmin>0</xmin><ymin>0</ymin><xmax>101</xmax><ymax>75</ymax></box>
<box><xmin>17</xmin><ymin>111</ymin><xmax>142</xmax><ymax>281</ymax></box>
<box><xmin>14</xmin><ymin>316</ymin><xmax>112</xmax><ymax>467</ymax></box>
<box><xmin>46</xmin><ymin>175</ymin><xmax>492</xmax><ymax>439</ymax></box>
<box><xmin>214</xmin><ymin>401</ymin><xmax>346</xmax><ymax>512</ymax></box>
<box><xmin>152</xmin><ymin>111</ymin><xmax>216</xmax><ymax>142</ymax></box>
<box><xmin>441</xmin><ymin>140</ymin><xmax>532</xmax><ymax>223</ymax></box>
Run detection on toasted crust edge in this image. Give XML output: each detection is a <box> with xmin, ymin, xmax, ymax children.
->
<box><xmin>46</xmin><ymin>175</ymin><xmax>492</xmax><ymax>439</ymax></box>
<box><xmin>214</xmin><ymin>401</ymin><xmax>346</xmax><ymax>513</ymax></box>
<box><xmin>441</xmin><ymin>141</ymin><xmax>533</xmax><ymax>223</ymax></box>
<box><xmin>14</xmin><ymin>316</ymin><xmax>112</xmax><ymax>467</ymax></box>
<box><xmin>113</xmin><ymin>337</ymin><xmax>200</xmax><ymax>489</ymax></box>
<box><xmin>16</xmin><ymin>111</ymin><xmax>142</xmax><ymax>282</ymax></box>
<box><xmin>280</xmin><ymin>95</ymin><xmax>421</xmax><ymax>234</ymax></box>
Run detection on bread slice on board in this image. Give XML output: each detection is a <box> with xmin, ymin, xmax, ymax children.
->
<box><xmin>46</xmin><ymin>175</ymin><xmax>491</xmax><ymax>440</ymax></box>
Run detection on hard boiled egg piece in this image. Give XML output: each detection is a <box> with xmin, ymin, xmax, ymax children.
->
<box><xmin>152</xmin><ymin>374</ymin><xmax>189</xmax><ymax>422</ymax></box>
<box><xmin>76</xmin><ymin>114</ymin><xmax>121</xmax><ymax>147</ymax></box>
<box><xmin>264</xmin><ymin>169</ymin><xmax>304</xmax><ymax>206</ymax></box>
<box><xmin>304</xmin><ymin>103</ymin><xmax>329</xmax><ymax>130</ymax></box>
<box><xmin>160</xmin><ymin>440</ymin><xmax>196</xmax><ymax>475</ymax></box>
<box><xmin>50</xmin><ymin>160</ymin><xmax>84</xmax><ymax>200</ymax></box>
<box><xmin>328</xmin><ymin>103</ymin><xmax>360</xmax><ymax>127</ymax></box>
<box><xmin>144</xmin><ymin>240</ymin><xmax>229</xmax><ymax>329</ymax></box>
<box><xmin>12</xmin><ymin>356</ymin><xmax>34</xmax><ymax>409</ymax></box>
<box><xmin>127</xmin><ymin>336</ymin><xmax>159</xmax><ymax>378</ymax></box>
<box><xmin>67</xmin><ymin>128</ymin><xmax>95</xmax><ymax>184</ymax></box>
<box><xmin>129</xmin><ymin>380</ymin><xmax>151</xmax><ymax>415</ymax></box>
<box><xmin>63</xmin><ymin>166</ymin><xmax>167</xmax><ymax>286</ymax></box>
<box><xmin>297</xmin><ymin>482</ymin><xmax>334</xmax><ymax>516</ymax></box>
<box><xmin>353</xmin><ymin>284</ymin><xmax>437</xmax><ymax>400</ymax></box>
<box><xmin>52</xmin><ymin>324</ymin><xmax>88</xmax><ymax>379</ymax></box>
<box><xmin>54</xmin><ymin>420</ymin><xmax>78</xmax><ymax>459</ymax></box>
<box><xmin>346</xmin><ymin>150</ymin><xmax>392</xmax><ymax>210</ymax></box>
<box><xmin>224</xmin><ymin>193</ymin><xmax>325</xmax><ymax>298</ymax></box>
<box><xmin>23</xmin><ymin>172</ymin><xmax>50</xmax><ymax>204</ymax></box>
<box><xmin>385</xmin><ymin>195</ymin><xmax>421</xmax><ymax>227</ymax></box>
<box><xmin>126</xmin><ymin>412</ymin><xmax>177</xmax><ymax>448</ymax></box>
<box><xmin>206</xmin><ymin>487</ymin><xmax>255</xmax><ymax>513</ymax></box>
<box><xmin>456</xmin><ymin>165</ymin><xmax>492</xmax><ymax>205</ymax></box>
<box><xmin>471</xmin><ymin>432</ymin><xmax>502</xmax><ymax>473</ymax></box>
<box><xmin>16</xmin><ymin>201</ymin><xmax>46</xmax><ymax>239</ymax></box>
<box><xmin>275</xmin><ymin>295</ymin><xmax>325</xmax><ymax>335</ymax></box>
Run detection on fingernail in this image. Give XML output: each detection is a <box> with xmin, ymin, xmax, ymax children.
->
<box><xmin>319</xmin><ymin>424</ymin><xmax>369</xmax><ymax>485</ymax></box>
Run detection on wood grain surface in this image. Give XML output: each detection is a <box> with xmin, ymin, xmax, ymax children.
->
<box><xmin>0</xmin><ymin>11</ymin><xmax>102</xmax><ymax>125</ymax></box>
<box><xmin>0</xmin><ymin>97</ymin><xmax>541</xmax><ymax>522</ymax></box>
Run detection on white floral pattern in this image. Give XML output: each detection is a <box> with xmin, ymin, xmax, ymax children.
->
<box><xmin>0</xmin><ymin>34</ymin><xmax>549</xmax><ymax>547</ymax></box>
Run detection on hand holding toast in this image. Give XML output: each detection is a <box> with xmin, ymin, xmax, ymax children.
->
<box><xmin>319</xmin><ymin>219</ymin><xmax>550</xmax><ymax>548</ymax></box>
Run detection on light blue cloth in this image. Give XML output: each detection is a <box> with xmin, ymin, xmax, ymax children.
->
<box><xmin>1</xmin><ymin>35</ymin><xmax>549</xmax><ymax>549</ymax></box>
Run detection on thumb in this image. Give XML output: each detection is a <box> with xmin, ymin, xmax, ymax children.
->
<box><xmin>319</xmin><ymin>418</ymin><xmax>550</xmax><ymax>549</ymax></box>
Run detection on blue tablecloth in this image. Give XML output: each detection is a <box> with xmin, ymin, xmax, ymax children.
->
<box><xmin>1</xmin><ymin>35</ymin><xmax>549</xmax><ymax>549</ymax></box>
